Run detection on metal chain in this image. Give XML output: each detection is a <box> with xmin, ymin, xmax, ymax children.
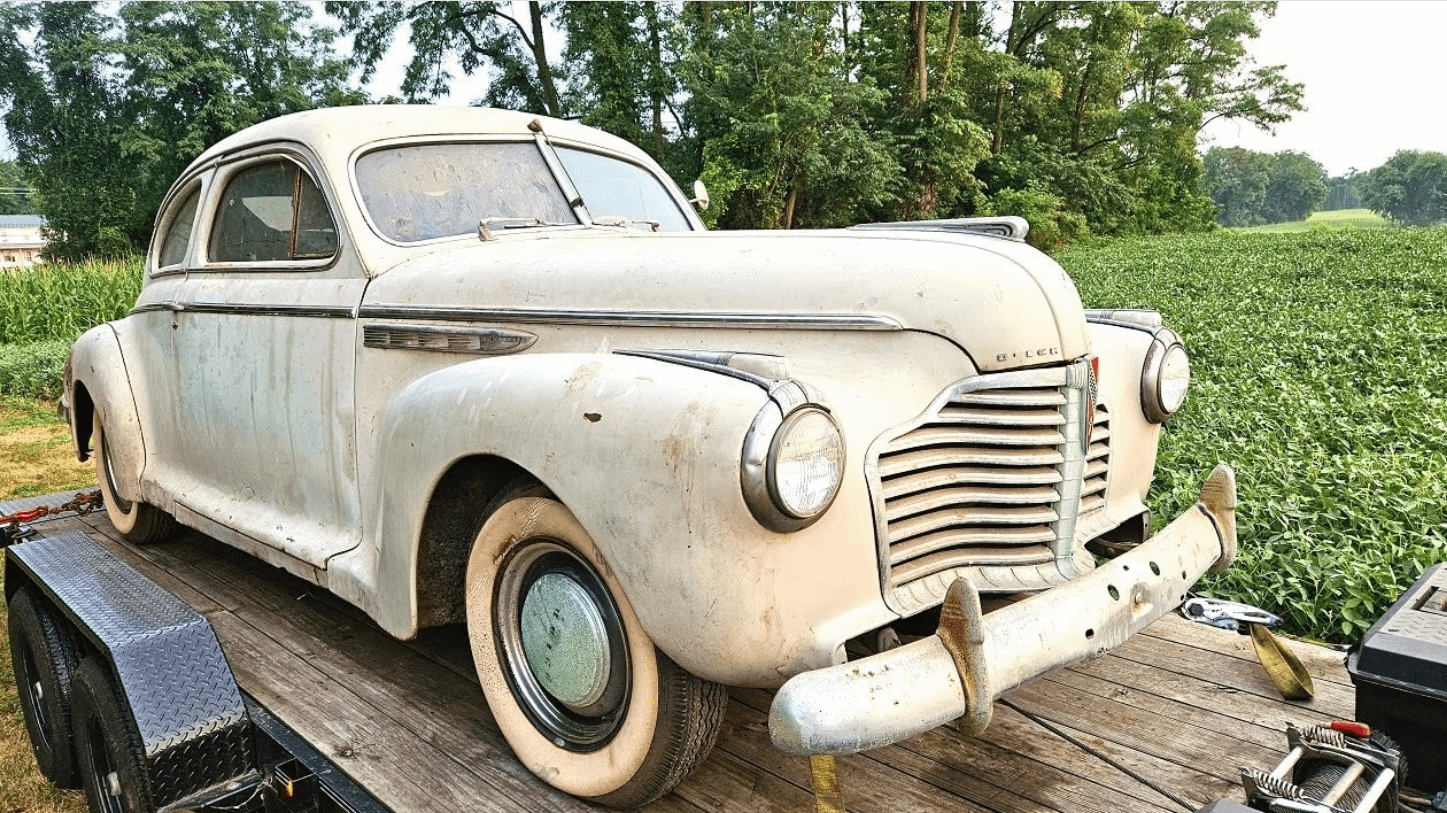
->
<box><xmin>0</xmin><ymin>489</ymin><xmax>103</xmax><ymax>545</ymax></box>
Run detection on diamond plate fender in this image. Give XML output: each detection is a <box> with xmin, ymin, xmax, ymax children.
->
<box><xmin>5</xmin><ymin>532</ymin><xmax>256</xmax><ymax>808</ymax></box>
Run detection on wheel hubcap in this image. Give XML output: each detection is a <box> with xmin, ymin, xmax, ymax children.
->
<box><xmin>520</xmin><ymin>572</ymin><xmax>611</xmax><ymax>710</ymax></box>
<box><xmin>495</xmin><ymin>540</ymin><xmax>630</xmax><ymax>751</ymax></box>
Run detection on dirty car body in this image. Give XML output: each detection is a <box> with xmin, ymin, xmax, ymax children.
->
<box><xmin>61</xmin><ymin>106</ymin><xmax>1236</xmax><ymax>806</ymax></box>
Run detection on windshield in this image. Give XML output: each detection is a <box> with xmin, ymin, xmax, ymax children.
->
<box><xmin>556</xmin><ymin>147</ymin><xmax>693</xmax><ymax>232</ymax></box>
<box><xmin>356</xmin><ymin>142</ymin><xmax>577</xmax><ymax>242</ymax></box>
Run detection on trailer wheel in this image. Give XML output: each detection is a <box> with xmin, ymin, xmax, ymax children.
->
<box><xmin>71</xmin><ymin>659</ymin><xmax>153</xmax><ymax>813</ymax></box>
<box><xmin>94</xmin><ymin>413</ymin><xmax>174</xmax><ymax>544</ymax></box>
<box><xmin>8</xmin><ymin>589</ymin><xmax>82</xmax><ymax>788</ymax></box>
<box><xmin>466</xmin><ymin>496</ymin><xmax>725</xmax><ymax>809</ymax></box>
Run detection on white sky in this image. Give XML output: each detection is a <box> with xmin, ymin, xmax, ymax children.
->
<box><xmin>1200</xmin><ymin>0</ymin><xmax>1447</xmax><ymax>176</ymax></box>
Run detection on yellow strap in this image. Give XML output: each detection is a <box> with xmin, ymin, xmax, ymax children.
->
<box><xmin>1249</xmin><ymin>622</ymin><xmax>1315</xmax><ymax>701</ymax></box>
<box><xmin>809</xmin><ymin>755</ymin><xmax>845</xmax><ymax>813</ymax></box>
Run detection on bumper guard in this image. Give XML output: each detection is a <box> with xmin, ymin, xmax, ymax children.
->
<box><xmin>770</xmin><ymin>464</ymin><xmax>1238</xmax><ymax>754</ymax></box>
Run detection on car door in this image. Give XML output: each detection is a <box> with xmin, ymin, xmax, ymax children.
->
<box><xmin>165</xmin><ymin>148</ymin><xmax>365</xmax><ymax>572</ymax></box>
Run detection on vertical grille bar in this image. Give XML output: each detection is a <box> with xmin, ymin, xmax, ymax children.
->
<box><xmin>866</xmin><ymin>361</ymin><xmax>1111</xmax><ymax>615</ymax></box>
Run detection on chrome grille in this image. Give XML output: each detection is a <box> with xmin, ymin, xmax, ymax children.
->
<box><xmin>868</xmin><ymin>362</ymin><xmax>1108</xmax><ymax>613</ymax></box>
<box><xmin>1080</xmin><ymin>404</ymin><xmax>1111</xmax><ymax>518</ymax></box>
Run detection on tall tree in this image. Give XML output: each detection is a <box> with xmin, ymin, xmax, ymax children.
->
<box><xmin>0</xmin><ymin>1</ymin><xmax>361</xmax><ymax>259</ymax></box>
<box><xmin>1363</xmin><ymin>150</ymin><xmax>1447</xmax><ymax>227</ymax></box>
<box><xmin>559</xmin><ymin>2</ymin><xmax>677</xmax><ymax>163</ymax></box>
<box><xmin>328</xmin><ymin>1</ymin><xmax>563</xmax><ymax>115</ymax></box>
<box><xmin>1202</xmin><ymin>146</ymin><xmax>1273</xmax><ymax>226</ymax></box>
<box><xmin>680</xmin><ymin>2</ymin><xmax>897</xmax><ymax>229</ymax></box>
<box><xmin>1262</xmin><ymin>150</ymin><xmax>1326</xmax><ymax>223</ymax></box>
<box><xmin>0</xmin><ymin>3</ymin><xmax>137</xmax><ymax>259</ymax></box>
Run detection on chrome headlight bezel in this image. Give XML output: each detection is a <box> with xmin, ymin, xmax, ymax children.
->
<box><xmin>741</xmin><ymin>403</ymin><xmax>845</xmax><ymax>532</ymax></box>
<box><xmin>1141</xmin><ymin>329</ymin><xmax>1190</xmax><ymax>423</ymax></box>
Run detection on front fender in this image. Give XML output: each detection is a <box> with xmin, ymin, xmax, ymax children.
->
<box><xmin>342</xmin><ymin>353</ymin><xmax>785</xmax><ymax>669</ymax></box>
<box><xmin>66</xmin><ymin>325</ymin><xmax>145</xmax><ymax>502</ymax></box>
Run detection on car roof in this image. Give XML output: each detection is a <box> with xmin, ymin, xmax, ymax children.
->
<box><xmin>190</xmin><ymin>105</ymin><xmax>652</xmax><ymax>173</ymax></box>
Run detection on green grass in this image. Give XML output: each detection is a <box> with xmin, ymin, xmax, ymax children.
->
<box><xmin>1233</xmin><ymin>208</ymin><xmax>1391</xmax><ymax>233</ymax></box>
<box><xmin>1061</xmin><ymin>228</ymin><xmax>1447</xmax><ymax>643</ymax></box>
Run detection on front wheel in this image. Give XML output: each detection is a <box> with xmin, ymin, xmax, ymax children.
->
<box><xmin>93</xmin><ymin>412</ymin><xmax>174</xmax><ymax>545</ymax></box>
<box><xmin>465</xmin><ymin>496</ymin><xmax>726</xmax><ymax>808</ymax></box>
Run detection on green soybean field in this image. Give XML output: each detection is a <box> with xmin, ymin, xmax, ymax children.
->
<box><xmin>1062</xmin><ymin>228</ymin><xmax>1447</xmax><ymax>643</ymax></box>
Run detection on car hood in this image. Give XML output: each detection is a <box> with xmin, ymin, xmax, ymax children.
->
<box><xmin>361</xmin><ymin>228</ymin><xmax>1089</xmax><ymax>372</ymax></box>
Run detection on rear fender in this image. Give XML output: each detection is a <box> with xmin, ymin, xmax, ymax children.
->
<box><xmin>66</xmin><ymin>325</ymin><xmax>145</xmax><ymax>502</ymax></box>
<box><xmin>336</xmin><ymin>353</ymin><xmax>772</xmax><ymax>649</ymax></box>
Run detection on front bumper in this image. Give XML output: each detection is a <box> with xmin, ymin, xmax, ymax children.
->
<box><xmin>769</xmin><ymin>464</ymin><xmax>1238</xmax><ymax>755</ymax></box>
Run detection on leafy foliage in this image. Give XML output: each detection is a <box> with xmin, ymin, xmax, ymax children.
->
<box><xmin>1362</xmin><ymin>150</ymin><xmax>1447</xmax><ymax>227</ymax></box>
<box><xmin>0</xmin><ymin>2</ymin><xmax>364</xmax><ymax>260</ymax></box>
<box><xmin>0</xmin><ymin>339</ymin><xmax>70</xmax><ymax>399</ymax></box>
<box><xmin>1202</xmin><ymin>147</ymin><xmax>1327</xmax><ymax>226</ymax></box>
<box><xmin>0</xmin><ymin>260</ymin><xmax>143</xmax><ymax>345</ymax></box>
<box><xmin>0</xmin><ymin>160</ymin><xmax>35</xmax><ymax>214</ymax></box>
<box><xmin>327</xmin><ymin>1</ymin><xmax>1299</xmax><ymax>239</ymax></box>
<box><xmin>0</xmin><ymin>259</ymin><xmax>141</xmax><ymax>398</ymax></box>
<box><xmin>1063</xmin><ymin>229</ymin><xmax>1447</xmax><ymax>642</ymax></box>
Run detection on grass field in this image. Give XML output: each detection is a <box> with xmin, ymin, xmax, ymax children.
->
<box><xmin>1061</xmin><ymin>227</ymin><xmax>1447</xmax><ymax>642</ymax></box>
<box><xmin>1232</xmin><ymin>207</ymin><xmax>1391</xmax><ymax>233</ymax></box>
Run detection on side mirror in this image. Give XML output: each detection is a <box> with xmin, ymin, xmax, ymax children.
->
<box><xmin>690</xmin><ymin>179</ymin><xmax>710</xmax><ymax>211</ymax></box>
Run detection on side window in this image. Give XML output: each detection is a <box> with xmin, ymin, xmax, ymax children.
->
<box><xmin>209</xmin><ymin>160</ymin><xmax>338</xmax><ymax>263</ymax></box>
<box><xmin>157</xmin><ymin>187</ymin><xmax>201</xmax><ymax>268</ymax></box>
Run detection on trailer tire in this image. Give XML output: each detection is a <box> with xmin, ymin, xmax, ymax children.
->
<box><xmin>8</xmin><ymin>589</ymin><xmax>82</xmax><ymax>788</ymax></box>
<box><xmin>72</xmin><ymin>659</ymin><xmax>153</xmax><ymax>813</ymax></box>
<box><xmin>466</xmin><ymin>496</ymin><xmax>725</xmax><ymax>808</ymax></box>
<box><xmin>94</xmin><ymin>412</ymin><xmax>174</xmax><ymax>545</ymax></box>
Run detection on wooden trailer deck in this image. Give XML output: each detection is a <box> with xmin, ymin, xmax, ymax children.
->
<box><xmin>14</xmin><ymin>498</ymin><xmax>1359</xmax><ymax>813</ymax></box>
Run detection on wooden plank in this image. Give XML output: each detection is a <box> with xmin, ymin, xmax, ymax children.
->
<box><xmin>1144</xmin><ymin>614</ymin><xmax>1356</xmax><ymax>688</ymax></box>
<box><xmin>19</xmin><ymin>506</ymin><xmax>1363</xmax><ymax>813</ymax></box>
<box><xmin>1087</xmin><ymin>626</ymin><xmax>1357</xmax><ymax>713</ymax></box>
<box><xmin>1046</xmin><ymin>660</ymin><xmax>1329</xmax><ymax>750</ymax></box>
<box><xmin>73</xmin><ymin>518</ymin><xmax>705</xmax><ymax>813</ymax></box>
<box><xmin>731</xmin><ymin>687</ymin><xmax>1181</xmax><ymax>813</ymax></box>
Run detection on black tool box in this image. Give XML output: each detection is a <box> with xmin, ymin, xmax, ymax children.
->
<box><xmin>1347</xmin><ymin>562</ymin><xmax>1447</xmax><ymax>792</ymax></box>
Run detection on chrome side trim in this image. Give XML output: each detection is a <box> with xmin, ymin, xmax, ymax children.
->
<box><xmin>168</xmin><ymin>302</ymin><xmax>357</xmax><ymax>319</ymax></box>
<box><xmin>363</xmin><ymin>324</ymin><xmax>537</xmax><ymax>355</ymax></box>
<box><xmin>128</xmin><ymin>303</ymin><xmax>174</xmax><ymax>316</ymax></box>
<box><xmin>615</xmin><ymin>349</ymin><xmax>778</xmax><ymax>389</ymax></box>
<box><xmin>357</xmin><ymin>305</ymin><xmax>903</xmax><ymax>331</ymax></box>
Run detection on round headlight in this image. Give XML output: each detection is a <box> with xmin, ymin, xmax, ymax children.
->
<box><xmin>741</xmin><ymin>404</ymin><xmax>845</xmax><ymax>532</ymax></box>
<box><xmin>1141</xmin><ymin>333</ymin><xmax>1190</xmax><ymax>423</ymax></box>
<box><xmin>1159</xmin><ymin>343</ymin><xmax>1190</xmax><ymax>414</ymax></box>
<box><xmin>769</xmin><ymin>408</ymin><xmax>845</xmax><ymax>519</ymax></box>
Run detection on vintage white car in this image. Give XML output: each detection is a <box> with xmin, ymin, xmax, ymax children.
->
<box><xmin>62</xmin><ymin>105</ymin><xmax>1237</xmax><ymax>808</ymax></box>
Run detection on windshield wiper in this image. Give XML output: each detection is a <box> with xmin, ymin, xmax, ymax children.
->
<box><xmin>478</xmin><ymin>217</ymin><xmax>568</xmax><ymax>242</ymax></box>
<box><xmin>591</xmin><ymin>214</ymin><xmax>660</xmax><ymax>232</ymax></box>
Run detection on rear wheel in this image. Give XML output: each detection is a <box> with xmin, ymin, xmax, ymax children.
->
<box><xmin>93</xmin><ymin>413</ymin><xmax>174</xmax><ymax>544</ymax></box>
<box><xmin>71</xmin><ymin>658</ymin><xmax>153</xmax><ymax>813</ymax></box>
<box><xmin>466</xmin><ymin>495</ymin><xmax>726</xmax><ymax>808</ymax></box>
<box><xmin>7</xmin><ymin>589</ymin><xmax>82</xmax><ymax>788</ymax></box>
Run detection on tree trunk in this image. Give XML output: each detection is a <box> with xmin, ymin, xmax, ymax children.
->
<box><xmin>909</xmin><ymin>1</ymin><xmax>929</xmax><ymax>104</ymax></box>
<box><xmin>645</xmin><ymin>2</ymin><xmax>664</xmax><ymax>159</ymax></box>
<box><xmin>936</xmin><ymin>1</ymin><xmax>962</xmax><ymax>92</ymax></box>
<box><xmin>992</xmin><ymin>0</ymin><xmax>1021</xmax><ymax>155</ymax></box>
<box><xmin>528</xmin><ymin>1</ymin><xmax>561</xmax><ymax>117</ymax></box>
